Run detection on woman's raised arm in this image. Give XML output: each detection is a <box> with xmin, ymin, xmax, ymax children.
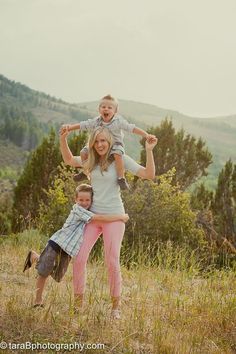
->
<box><xmin>59</xmin><ymin>128</ymin><xmax>82</xmax><ymax>168</ymax></box>
<box><xmin>136</xmin><ymin>136</ymin><xmax>157</xmax><ymax>180</ymax></box>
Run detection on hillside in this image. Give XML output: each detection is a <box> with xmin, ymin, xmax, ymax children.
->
<box><xmin>1</xmin><ymin>74</ymin><xmax>236</xmax><ymax>187</ymax></box>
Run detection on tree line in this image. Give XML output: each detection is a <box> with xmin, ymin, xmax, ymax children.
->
<box><xmin>1</xmin><ymin>119</ymin><xmax>235</xmax><ymax>266</ymax></box>
<box><xmin>0</xmin><ymin>103</ymin><xmax>49</xmax><ymax>150</ymax></box>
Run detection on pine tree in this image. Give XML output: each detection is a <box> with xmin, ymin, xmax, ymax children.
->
<box><xmin>11</xmin><ymin>129</ymin><xmax>61</xmax><ymax>231</ymax></box>
<box><xmin>213</xmin><ymin>160</ymin><xmax>236</xmax><ymax>240</ymax></box>
<box><xmin>11</xmin><ymin>129</ymin><xmax>87</xmax><ymax>232</ymax></box>
<box><xmin>190</xmin><ymin>183</ymin><xmax>214</xmax><ymax>211</ymax></box>
<box><xmin>140</xmin><ymin>118</ymin><xmax>212</xmax><ymax>189</ymax></box>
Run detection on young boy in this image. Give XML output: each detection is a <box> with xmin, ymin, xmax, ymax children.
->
<box><xmin>61</xmin><ymin>94</ymin><xmax>154</xmax><ymax>190</ymax></box>
<box><xmin>23</xmin><ymin>183</ymin><xmax>129</xmax><ymax>307</ymax></box>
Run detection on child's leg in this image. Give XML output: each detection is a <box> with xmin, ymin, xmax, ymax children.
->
<box><xmin>80</xmin><ymin>149</ymin><xmax>88</xmax><ymax>163</ymax></box>
<box><xmin>113</xmin><ymin>153</ymin><xmax>125</xmax><ymax>179</ymax></box>
<box><xmin>35</xmin><ymin>275</ymin><xmax>48</xmax><ymax>305</ymax></box>
<box><xmin>113</xmin><ymin>153</ymin><xmax>130</xmax><ymax>190</ymax></box>
<box><xmin>73</xmin><ymin>148</ymin><xmax>89</xmax><ymax>182</ymax></box>
<box><xmin>34</xmin><ymin>244</ymin><xmax>59</xmax><ymax>306</ymax></box>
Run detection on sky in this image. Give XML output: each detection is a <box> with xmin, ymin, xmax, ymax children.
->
<box><xmin>0</xmin><ymin>0</ymin><xmax>236</xmax><ymax>117</ymax></box>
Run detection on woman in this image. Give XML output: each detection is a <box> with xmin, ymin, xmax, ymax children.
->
<box><xmin>60</xmin><ymin>126</ymin><xmax>157</xmax><ymax>319</ymax></box>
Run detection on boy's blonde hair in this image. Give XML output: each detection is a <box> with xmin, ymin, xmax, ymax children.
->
<box><xmin>84</xmin><ymin>127</ymin><xmax>114</xmax><ymax>174</ymax></box>
<box><xmin>99</xmin><ymin>94</ymin><xmax>118</xmax><ymax>108</ymax></box>
<box><xmin>75</xmin><ymin>183</ymin><xmax>93</xmax><ymax>198</ymax></box>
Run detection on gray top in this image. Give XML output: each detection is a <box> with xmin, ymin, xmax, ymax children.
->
<box><xmin>79</xmin><ymin>114</ymin><xmax>136</xmax><ymax>146</ymax></box>
<box><xmin>74</xmin><ymin>155</ymin><xmax>142</xmax><ymax>214</ymax></box>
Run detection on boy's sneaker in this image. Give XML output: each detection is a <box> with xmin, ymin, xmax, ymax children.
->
<box><xmin>118</xmin><ymin>177</ymin><xmax>130</xmax><ymax>190</ymax></box>
<box><xmin>23</xmin><ymin>250</ymin><xmax>39</xmax><ymax>272</ymax></box>
<box><xmin>73</xmin><ymin>172</ymin><xmax>87</xmax><ymax>182</ymax></box>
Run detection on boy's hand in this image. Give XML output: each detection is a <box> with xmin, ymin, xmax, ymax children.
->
<box><xmin>146</xmin><ymin>134</ymin><xmax>157</xmax><ymax>144</ymax></box>
<box><xmin>60</xmin><ymin>124</ymin><xmax>70</xmax><ymax>135</ymax></box>
<box><xmin>146</xmin><ymin>136</ymin><xmax>158</xmax><ymax>150</ymax></box>
<box><xmin>122</xmin><ymin>214</ymin><xmax>129</xmax><ymax>223</ymax></box>
<box><xmin>59</xmin><ymin>125</ymin><xmax>70</xmax><ymax>138</ymax></box>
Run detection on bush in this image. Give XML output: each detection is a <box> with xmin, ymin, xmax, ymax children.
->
<box><xmin>36</xmin><ymin>164</ymin><xmax>76</xmax><ymax>236</ymax></box>
<box><xmin>122</xmin><ymin>169</ymin><xmax>206</xmax><ymax>262</ymax></box>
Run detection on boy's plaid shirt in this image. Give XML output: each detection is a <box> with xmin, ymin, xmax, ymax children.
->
<box><xmin>50</xmin><ymin>204</ymin><xmax>94</xmax><ymax>257</ymax></box>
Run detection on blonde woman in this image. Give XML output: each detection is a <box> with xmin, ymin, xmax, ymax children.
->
<box><xmin>60</xmin><ymin>126</ymin><xmax>157</xmax><ymax>319</ymax></box>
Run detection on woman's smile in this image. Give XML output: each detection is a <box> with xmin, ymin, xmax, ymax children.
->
<box><xmin>94</xmin><ymin>133</ymin><xmax>110</xmax><ymax>156</ymax></box>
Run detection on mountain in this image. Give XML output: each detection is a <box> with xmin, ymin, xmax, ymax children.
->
<box><xmin>0</xmin><ymin>74</ymin><xmax>236</xmax><ymax>188</ymax></box>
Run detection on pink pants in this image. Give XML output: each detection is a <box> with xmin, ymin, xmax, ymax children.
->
<box><xmin>73</xmin><ymin>221</ymin><xmax>125</xmax><ymax>298</ymax></box>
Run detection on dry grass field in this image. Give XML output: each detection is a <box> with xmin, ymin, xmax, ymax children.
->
<box><xmin>0</xmin><ymin>230</ymin><xmax>236</xmax><ymax>354</ymax></box>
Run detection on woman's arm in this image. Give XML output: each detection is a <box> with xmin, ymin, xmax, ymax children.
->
<box><xmin>59</xmin><ymin>128</ymin><xmax>82</xmax><ymax>168</ymax></box>
<box><xmin>91</xmin><ymin>214</ymin><xmax>129</xmax><ymax>223</ymax></box>
<box><xmin>136</xmin><ymin>137</ymin><xmax>158</xmax><ymax>180</ymax></box>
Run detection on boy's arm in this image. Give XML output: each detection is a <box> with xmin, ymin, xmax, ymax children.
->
<box><xmin>91</xmin><ymin>213</ymin><xmax>129</xmax><ymax>223</ymax></box>
<box><xmin>133</xmin><ymin>127</ymin><xmax>148</xmax><ymax>139</ymax></box>
<box><xmin>61</xmin><ymin>123</ymin><xmax>81</xmax><ymax>133</ymax></box>
<box><xmin>61</xmin><ymin>117</ymin><xmax>99</xmax><ymax>135</ymax></box>
<box><xmin>133</xmin><ymin>127</ymin><xmax>156</xmax><ymax>142</ymax></box>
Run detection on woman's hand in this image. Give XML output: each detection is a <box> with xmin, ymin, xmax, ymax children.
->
<box><xmin>59</xmin><ymin>125</ymin><xmax>70</xmax><ymax>138</ymax></box>
<box><xmin>146</xmin><ymin>135</ymin><xmax>158</xmax><ymax>151</ymax></box>
<box><xmin>121</xmin><ymin>214</ymin><xmax>129</xmax><ymax>223</ymax></box>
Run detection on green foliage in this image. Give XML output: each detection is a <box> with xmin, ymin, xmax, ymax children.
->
<box><xmin>0</xmin><ymin>192</ymin><xmax>13</xmax><ymax>234</ymax></box>
<box><xmin>123</xmin><ymin>169</ymin><xmax>206</xmax><ymax>262</ymax></box>
<box><xmin>11</xmin><ymin>129</ymin><xmax>61</xmax><ymax>232</ymax></box>
<box><xmin>0</xmin><ymin>103</ymin><xmax>49</xmax><ymax>150</ymax></box>
<box><xmin>0</xmin><ymin>229</ymin><xmax>47</xmax><ymax>249</ymax></box>
<box><xmin>11</xmin><ymin>129</ymin><xmax>87</xmax><ymax>233</ymax></box>
<box><xmin>190</xmin><ymin>183</ymin><xmax>214</xmax><ymax>211</ymax></box>
<box><xmin>213</xmin><ymin>160</ymin><xmax>236</xmax><ymax>239</ymax></box>
<box><xmin>0</xmin><ymin>211</ymin><xmax>11</xmax><ymax>234</ymax></box>
<box><xmin>140</xmin><ymin>118</ymin><xmax>213</xmax><ymax>190</ymax></box>
<box><xmin>37</xmin><ymin>165</ymin><xmax>76</xmax><ymax>236</ymax></box>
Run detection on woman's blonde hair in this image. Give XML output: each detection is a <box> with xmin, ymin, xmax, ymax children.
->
<box><xmin>84</xmin><ymin>127</ymin><xmax>114</xmax><ymax>174</ymax></box>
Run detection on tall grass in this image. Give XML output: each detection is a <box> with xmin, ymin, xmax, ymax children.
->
<box><xmin>0</xmin><ymin>230</ymin><xmax>235</xmax><ymax>353</ymax></box>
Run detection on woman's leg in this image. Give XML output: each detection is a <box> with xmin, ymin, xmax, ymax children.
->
<box><xmin>73</xmin><ymin>222</ymin><xmax>102</xmax><ymax>297</ymax></box>
<box><xmin>102</xmin><ymin>221</ymin><xmax>125</xmax><ymax>310</ymax></box>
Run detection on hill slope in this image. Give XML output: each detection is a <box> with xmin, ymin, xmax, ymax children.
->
<box><xmin>1</xmin><ymin>74</ymin><xmax>236</xmax><ymax>187</ymax></box>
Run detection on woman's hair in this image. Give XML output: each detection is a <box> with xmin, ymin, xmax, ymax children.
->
<box><xmin>75</xmin><ymin>183</ymin><xmax>93</xmax><ymax>198</ymax></box>
<box><xmin>84</xmin><ymin>126</ymin><xmax>114</xmax><ymax>174</ymax></box>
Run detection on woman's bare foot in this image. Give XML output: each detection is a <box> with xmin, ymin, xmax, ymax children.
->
<box><xmin>74</xmin><ymin>294</ymin><xmax>84</xmax><ymax>313</ymax></box>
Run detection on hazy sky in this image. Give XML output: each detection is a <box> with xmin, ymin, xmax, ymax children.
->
<box><xmin>1</xmin><ymin>0</ymin><xmax>236</xmax><ymax>117</ymax></box>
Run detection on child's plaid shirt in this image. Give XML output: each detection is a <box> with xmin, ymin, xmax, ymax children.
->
<box><xmin>50</xmin><ymin>204</ymin><xmax>94</xmax><ymax>257</ymax></box>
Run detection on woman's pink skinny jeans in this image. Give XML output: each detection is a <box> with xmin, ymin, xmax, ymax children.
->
<box><xmin>73</xmin><ymin>221</ymin><xmax>125</xmax><ymax>298</ymax></box>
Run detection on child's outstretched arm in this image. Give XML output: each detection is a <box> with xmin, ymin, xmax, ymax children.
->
<box><xmin>133</xmin><ymin>127</ymin><xmax>156</xmax><ymax>141</ymax></box>
<box><xmin>133</xmin><ymin>127</ymin><xmax>148</xmax><ymax>138</ymax></box>
<box><xmin>61</xmin><ymin>123</ymin><xmax>81</xmax><ymax>134</ymax></box>
<box><xmin>91</xmin><ymin>213</ymin><xmax>129</xmax><ymax>223</ymax></box>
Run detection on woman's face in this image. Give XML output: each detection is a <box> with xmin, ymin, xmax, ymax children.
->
<box><xmin>93</xmin><ymin>132</ymin><xmax>110</xmax><ymax>157</ymax></box>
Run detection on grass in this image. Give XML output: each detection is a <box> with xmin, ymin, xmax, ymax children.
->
<box><xmin>0</xmin><ymin>230</ymin><xmax>236</xmax><ymax>353</ymax></box>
